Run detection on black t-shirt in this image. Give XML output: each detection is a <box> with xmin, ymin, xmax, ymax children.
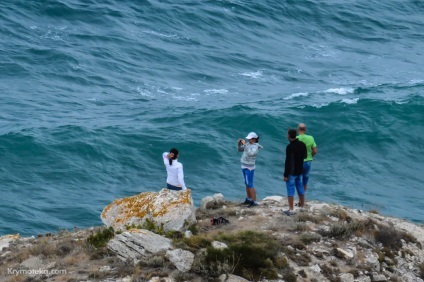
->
<box><xmin>284</xmin><ymin>139</ymin><xmax>307</xmax><ymax>177</ymax></box>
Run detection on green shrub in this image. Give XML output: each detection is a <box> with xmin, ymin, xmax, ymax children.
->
<box><xmin>329</xmin><ymin>223</ymin><xmax>351</xmax><ymax>238</ymax></box>
<box><xmin>296</xmin><ymin>213</ymin><xmax>323</xmax><ymax>224</ymax></box>
<box><xmin>205</xmin><ymin>231</ymin><xmax>282</xmax><ymax>280</ymax></box>
<box><xmin>87</xmin><ymin>227</ymin><xmax>114</xmax><ymax>248</ymax></box>
<box><xmin>374</xmin><ymin>224</ymin><xmax>415</xmax><ymax>251</ymax></box>
<box><xmin>142</xmin><ymin>218</ymin><xmax>165</xmax><ymax>235</ymax></box>
<box><xmin>292</xmin><ymin>223</ymin><xmax>308</xmax><ymax>232</ymax></box>
<box><xmin>187</xmin><ymin>224</ymin><xmax>199</xmax><ymax>235</ymax></box>
<box><xmin>283</xmin><ymin>267</ymin><xmax>297</xmax><ymax>282</ymax></box>
<box><xmin>330</xmin><ymin>209</ymin><xmax>350</xmax><ymax>221</ymax></box>
<box><xmin>299</xmin><ymin>233</ymin><xmax>321</xmax><ymax>245</ymax></box>
<box><xmin>320</xmin><ymin>219</ymin><xmax>374</xmax><ymax>239</ymax></box>
<box><xmin>173</xmin><ymin>235</ymin><xmax>212</xmax><ymax>252</ymax></box>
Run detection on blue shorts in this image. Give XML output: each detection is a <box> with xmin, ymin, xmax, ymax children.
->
<box><xmin>167</xmin><ymin>183</ymin><xmax>182</xmax><ymax>191</ymax></box>
<box><xmin>286</xmin><ymin>175</ymin><xmax>304</xmax><ymax>197</ymax></box>
<box><xmin>242</xmin><ymin>168</ymin><xmax>255</xmax><ymax>188</ymax></box>
<box><xmin>302</xmin><ymin>161</ymin><xmax>312</xmax><ymax>186</ymax></box>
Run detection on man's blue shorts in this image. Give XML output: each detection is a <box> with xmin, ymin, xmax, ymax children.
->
<box><xmin>302</xmin><ymin>161</ymin><xmax>312</xmax><ymax>186</ymax></box>
<box><xmin>286</xmin><ymin>175</ymin><xmax>304</xmax><ymax>197</ymax></box>
<box><xmin>242</xmin><ymin>168</ymin><xmax>255</xmax><ymax>188</ymax></box>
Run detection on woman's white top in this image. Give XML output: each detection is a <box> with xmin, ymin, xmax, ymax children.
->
<box><xmin>162</xmin><ymin>152</ymin><xmax>187</xmax><ymax>190</ymax></box>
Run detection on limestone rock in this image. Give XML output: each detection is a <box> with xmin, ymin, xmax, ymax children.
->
<box><xmin>371</xmin><ymin>273</ymin><xmax>387</xmax><ymax>281</ymax></box>
<box><xmin>165</xmin><ymin>249</ymin><xmax>194</xmax><ymax>272</ymax></box>
<box><xmin>262</xmin><ymin>196</ymin><xmax>285</xmax><ymax>204</ymax></box>
<box><xmin>212</xmin><ymin>241</ymin><xmax>228</xmax><ymax>250</ymax></box>
<box><xmin>200</xmin><ymin>193</ymin><xmax>224</xmax><ymax>210</ymax></box>
<box><xmin>401</xmin><ymin>272</ymin><xmax>424</xmax><ymax>282</ymax></box>
<box><xmin>339</xmin><ymin>273</ymin><xmax>354</xmax><ymax>282</ymax></box>
<box><xmin>309</xmin><ymin>264</ymin><xmax>321</xmax><ymax>273</ymax></box>
<box><xmin>108</xmin><ymin>229</ymin><xmax>172</xmax><ymax>263</ymax></box>
<box><xmin>337</xmin><ymin>248</ymin><xmax>354</xmax><ymax>259</ymax></box>
<box><xmin>356</xmin><ymin>276</ymin><xmax>372</xmax><ymax>282</ymax></box>
<box><xmin>365</xmin><ymin>251</ymin><xmax>380</xmax><ymax>271</ymax></box>
<box><xmin>0</xmin><ymin>234</ymin><xmax>20</xmax><ymax>251</ymax></box>
<box><xmin>184</xmin><ymin>230</ymin><xmax>193</xmax><ymax>238</ymax></box>
<box><xmin>218</xmin><ymin>274</ymin><xmax>249</xmax><ymax>282</ymax></box>
<box><xmin>20</xmin><ymin>256</ymin><xmax>43</xmax><ymax>269</ymax></box>
<box><xmin>148</xmin><ymin>277</ymin><xmax>175</xmax><ymax>282</ymax></box>
<box><xmin>99</xmin><ymin>265</ymin><xmax>111</xmax><ymax>272</ymax></box>
<box><xmin>101</xmin><ymin>189</ymin><xmax>196</xmax><ymax>232</ymax></box>
<box><xmin>309</xmin><ymin>203</ymin><xmax>330</xmax><ymax>212</ymax></box>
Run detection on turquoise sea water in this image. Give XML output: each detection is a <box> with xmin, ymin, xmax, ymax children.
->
<box><xmin>0</xmin><ymin>0</ymin><xmax>423</xmax><ymax>236</ymax></box>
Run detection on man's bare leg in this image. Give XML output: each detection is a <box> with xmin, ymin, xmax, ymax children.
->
<box><xmin>299</xmin><ymin>194</ymin><xmax>305</xmax><ymax>207</ymax></box>
<box><xmin>288</xmin><ymin>196</ymin><xmax>294</xmax><ymax>210</ymax></box>
<box><xmin>250</xmin><ymin>188</ymin><xmax>256</xmax><ymax>202</ymax></box>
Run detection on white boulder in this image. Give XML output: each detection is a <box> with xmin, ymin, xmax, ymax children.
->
<box><xmin>101</xmin><ymin>189</ymin><xmax>196</xmax><ymax>232</ymax></box>
<box><xmin>107</xmin><ymin>229</ymin><xmax>172</xmax><ymax>263</ymax></box>
<box><xmin>165</xmin><ymin>249</ymin><xmax>194</xmax><ymax>272</ymax></box>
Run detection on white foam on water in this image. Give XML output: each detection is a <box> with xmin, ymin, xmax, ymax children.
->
<box><xmin>323</xmin><ymin>88</ymin><xmax>355</xmax><ymax>95</ymax></box>
<box><xmin>409</xmin><ymin>79</ymin><xmax>424</xmax><ymax>85</ymax></box>
<box><xmin>204</xmin><ymin>89</ymin><xmax>228</xmax><ymax>94</ymax></box>
<box><xmin>394</xmin><ymin>100</ymin><xmax>408</xmax><ymax>105</ymax></box>
<box><xmin>312</xmin><ymin>102</ymin><xmax>330</xmax><ymax>108</ymax></box>
<box><xmin>171</xmin><ymin>87</ymin><xmax>183</xmax><ymax>91</ymax></box>
<box><xmin>172</xmin><ymin>95</ymin><xmax>198</xmax><ymax>101</ymax></box>
<box><xmin>136</xmin><ymin>86</ymin><xmax>152</xmax><ymax>97</ymax></box>
<box><xmin>29</xmin><ymin>26</ymin><xmax>37</xmax><ymax>30</ymax></box>
<box><xmin>283</xmin><ymin>92</ymin><xmax>309</xmax><ymax>100</ymax></box>
<box><xmin>141</xmin><ymin>29</ymin><xmax>179</xmax><ymax>39</ymax></box>
<box><xmin>239</xmin><ymin>70</ymin><xmax>263</xmax><ymax>79</ymax></box>
<box><xmin>341</xmin><ymin>98</ymin><xmax>359</xmax><ymax>104</ymax></box>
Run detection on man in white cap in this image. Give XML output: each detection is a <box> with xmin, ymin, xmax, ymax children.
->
<box><xmin>237</xmin><ymin>132</ymin><xmax>263</xmax><ymax>207</ymax></box>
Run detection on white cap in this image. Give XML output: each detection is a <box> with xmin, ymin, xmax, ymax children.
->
<box><xmin>245</xmin><ymin>132</ymin><xmax>258</xmax><ymax>139</ymax></box>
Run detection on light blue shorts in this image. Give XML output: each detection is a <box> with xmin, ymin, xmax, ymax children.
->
<box><xmin>302</xmin><ymin>161</ymin><xmax>312</xmax><ymax>186</ymax></box>
<box><xmin>242</xmin><ymin>168</ymin><xmax>255</xmax><ymax>188</ymax></box>
<box><xmin>286</xmin><ymin>175</ymin><xmax>304</xmax><ymax>197</ymax></box>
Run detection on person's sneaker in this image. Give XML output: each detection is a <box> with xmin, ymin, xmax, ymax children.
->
<box><xmin>248</xmin><ymin>202</ymin><xmax>259</xmax><ymax>208</ymax></box>
<box><xmin>241</xmin><ymin>198</ymin><xmax>253</xmax><ymax>205</ymax></box>
<box><xmin>283</xmin><ymin>209</ymin><xmax>296</xmax><ymax>216</ymax></box>
<box><xmin>297</xmin><ymin>207</ymin><xmax>307</xmax><ymax>213</ymax></box>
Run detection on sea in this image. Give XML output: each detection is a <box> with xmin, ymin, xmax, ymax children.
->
<box><xmin>0</xmin><ymin>0</ymin><xmax>423</xmax><ymax>236</ymax></box>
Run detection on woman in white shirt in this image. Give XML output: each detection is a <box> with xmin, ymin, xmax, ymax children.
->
<box><xmin>162</xmin><ymin>148</ymin><xmax>187</xmax><ymax>191</ymax></box>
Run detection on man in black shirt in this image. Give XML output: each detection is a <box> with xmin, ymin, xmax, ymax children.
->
<box><xmin>283</xmin><ymin>128</ymin><xmax>307</xmax><ymax>215</ymax></box>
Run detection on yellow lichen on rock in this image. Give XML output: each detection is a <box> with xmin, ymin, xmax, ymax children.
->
<box><xmin>0</xmin><ymin>234</ymin><xmax>20</xmax><ymax>240</ymax></box>
<box><xmin>101</xmin><ymin>189</ymin><xmax>196</xmax><ymax>232</ymax></box>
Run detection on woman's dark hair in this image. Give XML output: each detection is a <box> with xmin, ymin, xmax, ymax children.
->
<box><xmin>169</xmin><ymin>148</ymin><xmax>179</xmax><ymax>165</ymax></box>
<box><xmin>255</xmin><ymin>136</ymin><xmax>260</xmax><ymax>143</ymax></box>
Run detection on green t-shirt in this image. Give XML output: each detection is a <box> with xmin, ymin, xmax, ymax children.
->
<box><xmin>297</xmin><ymin>134</ymin><xmax>316</xmax><ymax>161</ymax></box>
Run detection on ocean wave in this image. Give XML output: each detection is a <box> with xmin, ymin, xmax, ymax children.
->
<box><xmin>204</xmin><ymin>89</ymin><xmax>229</xmax><ymax>94</ymax></box>
<box><xmin>323</xmin><ymin>88</ymin><xmax>355</xmax><ymax>95</ymax></box>
<box><xmin>140</xmin><ymin>29</ymin><xmax>180</xmax><ymax>39</ymax></box>
<box><xmin>239</xmin><ymin>71</ymin><xmax>263</xmax><ymax>79</ymax></box>
<box><xmin>284</xmin><ymin>92</ymin><xmax>309</xmax><ymax>100</ymax></box>
<box><xmin>311</xmin><ymin>102</ymin><xmax>330</xmax><ymax>108</ymax></box>
<box><xmin>341</xmin><ymin>98</ymin><xmax>359</xmax><ymax>104</ymax></box>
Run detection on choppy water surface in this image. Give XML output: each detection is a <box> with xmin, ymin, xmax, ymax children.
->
<box><xmin>0</xmin><ymin>0</ymin><xmax>423</xmax><ymax>235</ymax></box>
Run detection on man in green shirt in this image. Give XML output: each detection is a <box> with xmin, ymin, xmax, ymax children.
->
<box><xmin>297</xmin><ymin>123</ymin><xmax>317</xmax><ymax>192</ymax></box>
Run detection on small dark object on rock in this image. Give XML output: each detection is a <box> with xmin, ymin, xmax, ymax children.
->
<box><xmin>211</xmin><ymin>216</ymin><xmax>230</xmax><ymax>225</ymax></box>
